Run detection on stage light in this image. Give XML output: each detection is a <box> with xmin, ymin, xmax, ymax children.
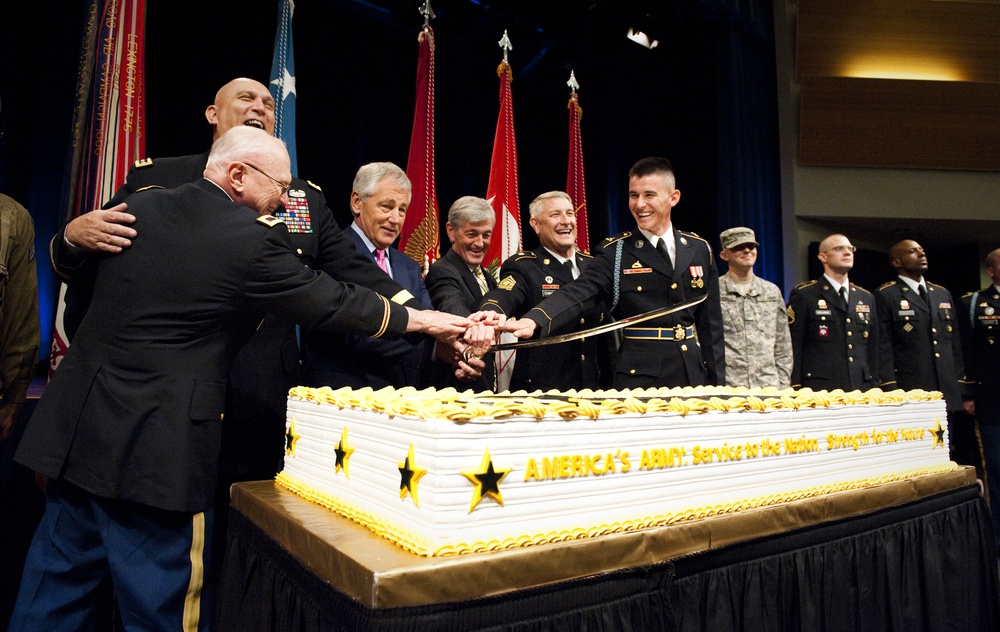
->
<box><xmin>627</xmin><ymin>27</ymin><xmax>658</xmax><ymax>50</ymax></box>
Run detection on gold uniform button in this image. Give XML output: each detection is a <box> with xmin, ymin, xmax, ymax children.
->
<box><xmin>681</xmin><ymin>344</ymin><xmax>688</xmax><ymax>351</ymax></box>
<box><xmin>848</xmin><ymin>344</ymin><xmax>853</xmax><ymax>350</ymax></box>
<box><xmin>848</xmin><ymin>357</ymin><xmax>854</xmax><ymax>363</ymax></box>
<box><xmin>935</xmin><ymin>352</ymin><xmax>941</xmax><ymax>358</ymax></box>
<box><xmin>933</xmin><ymin>340</ymin><xmax>938</xmax><ymax>345</ymax></box>
<box><xmin>932</xmin><ymin>328</ymin><xmax>937</xmax><ymax>333</ymax></box>
<box><xmin>847</xmin><ymin>331</ymin><xmax>853</xmax><ymax>337</ymax></box>
<box><xmin>629</xmin><ymin>369</ymin><xmax>636</xmax><ymax>375</ymax></box>
<box><xmin>581</xmin><ymin>355</ymin><xmax>586</xmax><ymax>361</ymax></box>
<box><xmin>220</xmin><ymin>413</ymin><xmax>225</xmax><ymax>421</ymax></box>
<box><xmin>580</xmin><ymin>318</ymin><xmax>586</xmax><ymax>325</ymax></box>
<box><xmin>846</xmin><ymin>317</ymin><xmax>852</xmax><ymax>324</ymax></box>
<box><xmin>296</xmin><ymin>248</ymin><xmax>303</xmax><ymax>255</ymax></box>
<box><xmin>637</xmin><ymin>286</ymin><xmax>643</xmax><ymax>292</ymax></box>
<box><xmin>671</xmin><ymin>283</ymin><xmax>678</xmax><ymax>289</ymax></box>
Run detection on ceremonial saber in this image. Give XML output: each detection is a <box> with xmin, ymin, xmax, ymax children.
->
<box><xmin>471</xmin><ymin>294</ymin><xmax>708</xmax><ymax>358</ymax></box>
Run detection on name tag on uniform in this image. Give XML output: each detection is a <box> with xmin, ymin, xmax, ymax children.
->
<box><xmin>898</xmin><ymin>310</ymin><xmax>915</xmax><ymax>316</ymax></box>
<box><xmin>815</xmin><ymin>309</ymin><xmax>831</xmax><ymax>316</ymax></box>
<box><xmin>541</xmin><ymin>283</ymin><xmax>560</xmax><ymax>296</ymax></box>
<box><xmin>623</xmin><ymin>268</ymin><xmax>652</xmax><ymax>275</ymax></box>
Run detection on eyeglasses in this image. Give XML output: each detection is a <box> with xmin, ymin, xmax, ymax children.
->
<box><xmin>727</xmin><ymin>243</ymin><xmax>757</xmax><ymax>252</ymax></box>
<box><xmin>244</xmin><ymin>162</ymin><xmax>291</xmax><ymax>195</ymax></box>
<box><xmin>823</xmin><ymin>245</ymin><xmax>856</xmax><ymax>254</ymax></box>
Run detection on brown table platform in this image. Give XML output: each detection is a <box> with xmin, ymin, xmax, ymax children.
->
<box><xmin>228</xmin><ymin>467</ymin><xmax>980</xmax><ymax>609</ymax></box>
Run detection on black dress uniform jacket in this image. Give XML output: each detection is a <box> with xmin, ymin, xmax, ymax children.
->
<box><xmin>425</xmin><ymin>248</ymin><xmax>498</xmax><ymax>391</ymax></box>
<box><xmin>523</xmin><ymin>228</ymin><xmax>725</xmax><ymax>389</ymax></box>
<box><xmin>959</xmin><ymin>286</ymin><xmax>1000</xmax><ymax>425</ymax></box>
<box><xmin>788</xmin><ymin>279</ymin><xmax>880</xmax><ymax>391</ymax></box>
<box><xmin>51</xmin><ymin>152</ymin><xmax>421</xmax><ymax>481</ymax></box>
<box><xmin>876</xmin><ymin>279</ymin><xmax>968</xmax><ymax>411</ymax></box>
<box><xmin>20</xmin><ymin>181</ymin><xmax>408</xmax><ymax>513</ymax></box>
<box><xmin>481</xmin><ymin>247</ymin><xmax>614</xmax><ymax>391</ymax></box>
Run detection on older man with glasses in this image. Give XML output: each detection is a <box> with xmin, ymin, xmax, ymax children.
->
<box><xmin>787</xmin><ymin>233</ymin><xmax>881</xmax><ymax>392</ymax></box>
<box><xmin>717</xmin><ymin>227</ymin><xmax>792</xmax><ymax>389</ymax></box>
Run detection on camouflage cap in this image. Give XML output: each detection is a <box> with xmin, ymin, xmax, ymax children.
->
<box><xmin>720</xmin><ymin>227</ymin><xmax>759</xmax><ymax>250</ymax></box>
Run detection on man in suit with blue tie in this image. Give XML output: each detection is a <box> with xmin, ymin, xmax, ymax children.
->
<box><xmin>303</xmin><ymin>163</ymin><xmax>435</xmax><ymax>389</ymax></box>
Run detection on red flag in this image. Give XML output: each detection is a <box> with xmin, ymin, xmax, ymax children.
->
<box><xmin>51</xmin><ymin>0</ymin><xmax>146</xmax><ymax>376</ymax></box>
<box><xmin>483</xmin><ymin>60</ymin><xmax>522</xmax><ymax>277</ymax></box>
<box><xmin>566</xmin><ymin>91</ymin><xmax>590</xmax><ymax>254</ymax></box>
<box><xmin>400</xmin><ymin>26</ymin><xmax>441</xmax><ymax>271</ymax></box>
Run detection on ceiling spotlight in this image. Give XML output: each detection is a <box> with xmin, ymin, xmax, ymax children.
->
<box><xmin>627</xmin><ymin>27</ymin><xmax>658</xmax><ymax>50</ymax></box>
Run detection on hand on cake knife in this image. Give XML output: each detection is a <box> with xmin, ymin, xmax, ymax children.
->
<box><xmin>465</xmin><ymin>294</ymin><xmax>708</xmax><ymax>361</ymax></box>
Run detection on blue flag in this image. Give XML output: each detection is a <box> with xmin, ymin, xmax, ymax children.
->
<box><xmin>269</xmin><ymin>0</ymin><xmax>298</xmax><ymax>176</ymax></box>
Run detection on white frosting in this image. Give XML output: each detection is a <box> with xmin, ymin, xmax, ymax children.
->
<box><xmin>279</xmin><ymin>389</ymin><xmax>952</xmax><ymax>555</ymax></box>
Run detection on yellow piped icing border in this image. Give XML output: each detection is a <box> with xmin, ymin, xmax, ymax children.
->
<box><xmin>276</xmin><ymin>463</ymin><xmax>958</xmax><ymax>557</ymax></box>
<box><xmin>288</xmin><ymin>384</ymin><xmax>942</xmax><ymax>420</ymax></box>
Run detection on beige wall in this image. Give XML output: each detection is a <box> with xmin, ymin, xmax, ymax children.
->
<box><xmin>773</xmin><ymin>0</ymin><xmax>1000</xmax><ymax>292</ymax></box>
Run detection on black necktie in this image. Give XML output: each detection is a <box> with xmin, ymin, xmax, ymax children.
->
<box><xmin>563</xmin><ymin>259</ymin><xmax>575</xmax><ymax>279</ymax></box>
<box><xmin>839</xmin><ymin>286</ymin><xmax>849</xmax><ymax>309</ymax></box>
<box><xmin>656</xmin><ymin>239</ymin><xmax>673</xmax><ymax>276</ymax></box>
<box><xmin>918</xmin><ymin>284</ymin><xmax>928</xmax><ymax>304</ymax></box>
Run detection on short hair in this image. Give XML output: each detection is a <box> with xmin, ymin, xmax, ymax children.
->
<box><xmin>352</xmin><ymin>162</ymin><xmax>411</xmax><ymax>200</ymax></box>
<box><xmin>987</xmin><ymin>248</ymin><xmax>1000</xmax><ymax>268</ymax></box>
<box><xmin>528</xmin><ymin>191</ymin><xmax>573</xmax><ymax>219</ymax></box>
<box><xmin>628</xmin><ymin>156</ymin><xmax>675</xmax><ymax>181</ymax></box>
<box><xmin>447</xmin><ymin>196</ymin><xmax>495</xmax><ymax>228</ymax></box>
<box><xmin>206</xmin><ymin>126</ymin><xmax>286</xmax><ymax>171</ymax></box>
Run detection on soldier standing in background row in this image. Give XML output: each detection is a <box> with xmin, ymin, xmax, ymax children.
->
<box><xmin>875</xmin><ymin>240</ymin><xmax>981</xmax><ymax>480</ymax></box>
<box><xmin>959</xmin><ymin>248</ymin><xmax>1000</xmax><ymax>547</ymax></box>
<box><xmin>716</xmin><ymin>227</ymin><xmax>791</xmax><ymax>389</ymax></box>
<box><xmin>788</xmin><ymin>234</ymin><xmax>880</xmax><ymax>391</ymax></box>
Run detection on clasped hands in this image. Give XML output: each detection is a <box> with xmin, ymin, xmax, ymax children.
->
<box><xmin>420</xmin><ymin>311</ymin><xmax>538</xmax><ymax>383</ymax></box>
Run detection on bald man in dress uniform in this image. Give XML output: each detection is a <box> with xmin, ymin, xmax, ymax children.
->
<box><xmin>787</xmin><ymin>234</ymin><xmax>880</xmax><ymax>391</ymax></box>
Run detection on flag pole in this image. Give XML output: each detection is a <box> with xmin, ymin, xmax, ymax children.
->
<box><xmin>566</xmin><ymin>69</ymin><xmax>590</xmax><ymax>254</ymax></box>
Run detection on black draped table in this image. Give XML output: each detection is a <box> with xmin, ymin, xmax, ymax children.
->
<box><xmin>217</xmin><ymin>467</ymin><xmax>999</xmax><ymax>631</ymax></box>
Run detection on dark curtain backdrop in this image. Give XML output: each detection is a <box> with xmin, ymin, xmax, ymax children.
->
<box><xmin>0</xmin><ymin>0</ymin><xmax>782</xmax><ymax>363</ymax></box>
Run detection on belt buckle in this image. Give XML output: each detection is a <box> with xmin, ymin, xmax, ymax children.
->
<box><xmin>673</xmin><ymin>324</ymin><xmax>686</xmax><ymax>341</ymax></box>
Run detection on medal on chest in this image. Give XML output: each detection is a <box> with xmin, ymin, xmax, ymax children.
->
<box><xmin>689</xmin><ymin>265</ymin><xmax>704</xmax><ymax>289</ymax></box>
<box><xmin>276</xmin><ymin>189</ymin><xmax>314</xmax><ymax>234</ymax></box>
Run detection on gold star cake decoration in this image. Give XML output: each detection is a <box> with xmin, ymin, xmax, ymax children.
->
<box><xmin>398</xmin><ymin>443</ymin><xmax>427</xmax><ymax>507</ymax></box>
<box><xmin>928</xmin><ymin>417</ymin><xmax>946</xmax><ymax>449</ymax></box>
<box><xmin>334</xmin><ymin>427</ymin><xmax>355</xmax><ymax>477</ymax></box>
<box><xmin>461</xmin><ymin>448</ymin><xmax>511</xmax><ymax>512</ymax></box>
<box><xmin>284</xmin><ymin>419</ymin><xmax>300</xmax><ymax>457</ymax></box>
